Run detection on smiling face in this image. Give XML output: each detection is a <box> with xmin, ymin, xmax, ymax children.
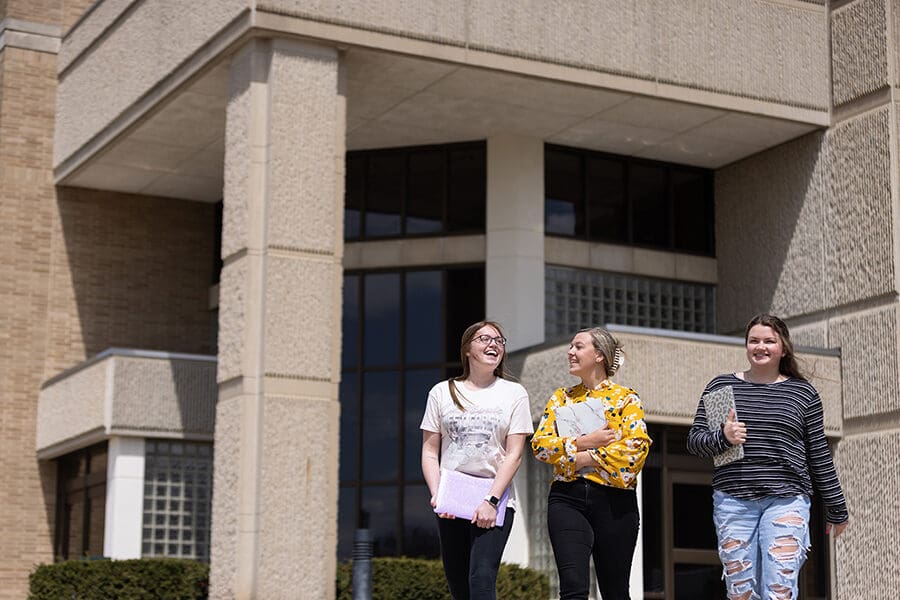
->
<box><xmin>567</xmin><ymin>331</ymin><xmax>603</xmax><ymax>379</ymax></box>
<box><xmin>465</xmin><ymin>324</ymin><xmax>506</xmax><ymax>372</ymax></box>
<box><xmin>745</xmin><ymin>324</ymin><xmax>784</xmax><ymax>372</ymax></box>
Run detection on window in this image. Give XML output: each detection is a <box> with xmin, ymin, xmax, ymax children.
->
<box><xmin>545</xmin><ymin>265</ymin><xmax>716</xmax><ymax>337</ymax></box>
<box><xmin>54</xmin><ymin>442</ymin><xmax>108</xmax><ymax>560</ymax></box>
<box><xmin>345</xmin><ymin>142</ymin><xmax>486</xmax><ymax>240</ymax></box>
<box><xmin>545</xmin><ymin>145</ymin><xmax>715</xmax><ymax>256</ymax></box>
<box><xmin>642</xmin><ymin>425</ymin><xmax>831</xmax><ymax>600</ymax></box>
<box><xmin>339</xmin><ymin>266</ymin><xmax>485</xmax><ymax>559</ymax></box>
<box><xmin>142</xmin><ymin>440</ymin><xmax>213</xmax><ymax>561</ymax></box>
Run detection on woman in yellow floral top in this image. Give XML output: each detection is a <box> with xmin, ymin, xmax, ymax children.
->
<box><xmin>532</xmin><ymin>327</ymin><xmax>651</xmax><ymax>600</ymax></box>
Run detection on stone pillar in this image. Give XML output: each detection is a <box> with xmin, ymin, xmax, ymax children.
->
<box><xmin>485</xmin><ymin>134</ymin><xmax>545</xmax><ymax>351</ymax></box>
<box><xmin>103</xmin><ymin>437</ymin><xmax>145</xmax><ymax>559</ymax></box>
<box><xmin>210</xmin><ymin>38</ymin><xmax>345</xmax><ymax>599</ymax></box>
<box><xmin>828</xmin><ymin>2</ymin><xmax>900</xmax><ymax>598</ymax></box>
<box><xmin>485</xmin><ymin>135</ymin><xmax>544</xmax><ymax>566</ymax></box>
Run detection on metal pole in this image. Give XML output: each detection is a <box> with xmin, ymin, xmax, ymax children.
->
<box><xmin>352</xmin><ymin>528</ymin><xmax>373</xmax><ymax>600</ymax></box>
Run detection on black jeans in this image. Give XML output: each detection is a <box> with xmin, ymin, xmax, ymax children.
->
<box><xmin>436</xmin><ymin>508</ymin><xmax>514</xmax><ymax>600</ymax></box>
<box><xmin>547</xmin><ymin>479</ymin><xmax>639</xmax><ymax>600</ymax></box>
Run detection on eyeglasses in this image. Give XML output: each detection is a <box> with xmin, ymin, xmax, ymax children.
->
<box><xmin>473</xmin><ymin>334</ymin><xmax>507</xmax><ymax>347</ymax></box>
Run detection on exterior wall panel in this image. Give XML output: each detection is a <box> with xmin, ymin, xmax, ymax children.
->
<box><xmin>46</xmin><ymin>188</ymin><xmax>216</xmax><ymax>378</ymax></box>
<box><xmin>832</xmin><ymin>0</ymin><xmax>889</xmax><ymax>106</ymax></box>
<box><xmin>716</xmin><ymin>132</ymin><xmax>828</xmax><ymax>332</ymax></box>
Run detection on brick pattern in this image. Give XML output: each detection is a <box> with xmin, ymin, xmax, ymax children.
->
<box><xmin>0</xmin><ymin>46</ymin><xmax>59</xmax><ymax>600</ymax></box>
<box><xmin>45</xmin><ymin>187</ymin><xmax>217</xmax><ymax>379</ymax></box>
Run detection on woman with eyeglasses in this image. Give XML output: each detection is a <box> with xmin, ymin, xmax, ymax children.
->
<box><xmin>532</xmin><ymin>327</ymin><xmax>651</xmax><ymax>600</ymax></box>
<box><xmin>421</xmin><ymin>320</ymin><xmax>534</xmax><ymax>600</ymax></box>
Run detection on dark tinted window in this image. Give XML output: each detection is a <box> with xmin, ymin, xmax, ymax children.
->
<box><xmin>630</xmin><ymin>163</ymin><xmax>669</xmax><ymax>247</ymax></box>
<box><xmin>545</xmin><ymin>144</ymin><xmax>714</xmax><ymax>256</ymax></box>
<box><xmin>447</xmin><ymin>145</ymin><xmax>487</xmax><ymax>232</ymax></box>
<box><xmin>365</xmin><ymin>154</ymin><xmax>404</xmax><ymax>237</ymax></box>
<box><xmin>545</xmin><ymin>148</ymin><xmax>584</xmax><ymax>236</ymax></box>
<box><xmin>340</xmin><ymin>266</ymin><xmax>484</xmax><ymax>559</ymax></box>
<box><xmin>345</xmin><ymin>142</ymin><xmax>485</xmax><ymax>240</ymax></box>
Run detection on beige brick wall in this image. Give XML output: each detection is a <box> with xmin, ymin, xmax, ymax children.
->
<box><xmin>0</xmin><ymin>45</ymin><xmax>59</xmax><ymax>599</ymax></box>
<box><xmin>1</xmin><ymin>0</ymin><xmax>94</xmax><ymax>31</ymax></box>
<box><xmin>45</xmin><ymin>188</ymin><xmax>217</xmax><ymax>378</ymax></box>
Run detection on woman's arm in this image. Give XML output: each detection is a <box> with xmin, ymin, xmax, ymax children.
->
<box><xmin>531</xmin><ymin>390</ymin><xmax>581</xmax><ymax>479</ymax></box>
<box><xmin>421</xmin><ymin>430</ymin><xmax>442</xmax><ymax>508</ymax></box>
<box><xmin>804</xmin><ymin>391</ymin><xmax>849</xmax><ymax>526</ymax></box>
<box><xmin>471</xmin><ymin>432</ymin><xmax>528</xmax><ymax>527</ymax></box>
<box><xmin>588</xmin><ymin>392</ymin><xmax>651</xmax><ymax>487</ymax></box>
<box><xmin>686</xmin><ymin>395</ymin><xmax>733</xmax><ymax>457</ymax></box>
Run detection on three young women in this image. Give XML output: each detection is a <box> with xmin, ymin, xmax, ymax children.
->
<box><xmin>531</xmin><ymin>327</ymin><xmax>652</xmax><ymax>600</ymax></box>
<box><xmin>687</xmin><ymin>314</ymin><xmax>849</xmax><ymax>599</ymax></box>
<box><xmin>420</xmin><ymin>321</ymin><xmax>534</xmax><ymax>600</ymax></box>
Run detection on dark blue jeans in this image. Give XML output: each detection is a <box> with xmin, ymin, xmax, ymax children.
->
<box><xmin>436</xmin><ymin>508</ymin><xmax>515</xmax><ymax>600</ymax></box>
<box><xmin>547</xmin><ymin>479</ymin><xmax>639</xmax><ymax>600</ymax></box>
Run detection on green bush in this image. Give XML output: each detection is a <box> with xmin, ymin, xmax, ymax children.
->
<box><xmin>336</xmin><ymin>557</ymin><xmax>549</xmax><ymax>600</ymax></box>
<box><xmin>29</xmin><ymin>558</ymin><xmax>208</xmax><ymax>600</ymax></box>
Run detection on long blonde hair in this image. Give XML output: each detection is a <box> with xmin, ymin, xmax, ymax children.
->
<box><xmin>448</xmin><ymin>320</ymin><xmax>508</xmax><ymax>411</ymax></box>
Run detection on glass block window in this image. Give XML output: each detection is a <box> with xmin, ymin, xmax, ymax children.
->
<box><xmin>545</xmin><ymin>265</ymin><xmax>715</xmax><ymax>337</ymax></box>
<box><xmin>142</xmin><ymin>440</ymin><xmax>213</xmax><ymax>561</ymax></box>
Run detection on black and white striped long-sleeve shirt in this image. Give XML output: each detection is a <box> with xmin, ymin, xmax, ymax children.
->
<box><xmin>687</xmin><ymin>374</ymin><xmax>849</xmax><ymax>524</ymax></box>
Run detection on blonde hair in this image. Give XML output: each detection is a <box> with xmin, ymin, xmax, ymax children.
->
<box><xmin>577</xmin><ymin>327</ymin><xmax>625</xmax><ymax>377</ymax></box>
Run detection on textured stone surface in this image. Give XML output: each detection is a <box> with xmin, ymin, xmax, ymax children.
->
<box><xmin>216</xmin><ymin>258</ymin><xmax>246</xmax><ymax>385</ymax></box>
<box><xmin>209</xmin><ymin>394</ymin><xmax>242</xmax><ymax>600</ymax></box>
<box><xmin>831</xmin><ymin>0</ymin><xmax>889</xmax><ymax>106</ymax></box>
<box><xmin>55</xmin><ymin>0</ymin><xmax>247</xmax><ymax>165</ymax></box>
<box><xmin>256</xmin><ymin>395</ymin><xmax>339</xmax><ymax>597</ymax></box>
<box><xmin>36</xmin><ymin>360</ymin><xmax>107</xmax><ymax>452</ymax></box>
<box><xmin>267</xmin><ymin>0</ymin><xmax>830</xmax><ymax>108</ymax></box>
<box><xmin>716</xmin><ymin>132</ymin><xmax>828</xmax><ymax>332</ymax></box>
<box><xmin>111</xmin><ymin>356</ymin><xmax>216</xmax><ymax>434</ymax></box>
<box><xmin>264</xmin><ymin>256</ymin><xmax>339</xmax><ymax>379</ymax></box>
<box><xmin>267</xmin><ymin>41</ymin><xmax>341</xmax><ymax>254</ymax></box>
<box><xmin>829</xmin><ymin>306</ymin><xmax>900</xmax><ymax>419</ymax></box>
<box><xmin>37</xmin><ymin>353</ymin><xmax>217</xmax><ymax>453</ymax></box>
<box><xmin>833</xmin><ymin>431</ymin><xmax>900</xmax><ymax>599</ymax></box>
<box><xmin>57</xmin><ymin>0</ymin><xmax>132</xmax><ymax>67</ymax></box>
<box><xmin>513</xmin><ymin>329</ymin><xmax>843</xmax><ymax>434</ymax></box>
<box><xmin>213</xmin><ymin>38</ymin><xmax>343</xmax><ymax>598</ymax></box>
<box><xmin>825</xmin><ymin>107</ymin><xmax>895</xmax><ymax>308</ymax></box>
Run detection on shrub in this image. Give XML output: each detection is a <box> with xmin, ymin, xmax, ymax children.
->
<box><xmin>336</xmin><ymin>557</ymin><xmax>549</xmax><ymax>600</ymax></box>
<box><xmin>29</xmin><ymin>558</ymin><xmax>208</xmax><ymax>600</ymax></box>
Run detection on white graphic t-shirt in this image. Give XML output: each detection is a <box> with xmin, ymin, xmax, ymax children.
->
<box><xmin>420</xmin><ymin>378</ymin><xmax>534</xmax><ymax>510</ymax></box>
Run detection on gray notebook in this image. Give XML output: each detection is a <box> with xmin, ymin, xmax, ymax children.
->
<box><xmin>703</xmin><ymin>385</ymin><xmax>744</xmax><ymax>467</ymax></box>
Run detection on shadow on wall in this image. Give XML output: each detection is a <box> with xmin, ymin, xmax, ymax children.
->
<box><xmin>50</xmin><ymin>187</ymin><xmax>218</xmax><ymax>377</ymax></box>
<box><xmin>715</xmin><ymin>131</ymin><xmax>826</xmax><ymax>334</ymax></box>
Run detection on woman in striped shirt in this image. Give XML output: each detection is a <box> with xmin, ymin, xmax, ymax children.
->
<box><xmin>687</xmin><ymin>314</ymin><xmax>849</xmax><ymax>600</ymax></box>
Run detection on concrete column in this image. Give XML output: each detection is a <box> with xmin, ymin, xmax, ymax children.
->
<box><xmin>486</xmin><ymin>135</ymin><xmax>544</xmax><ymax>566</ymax></box>
<box><xmin>210</xmin><ymin>38</ymin><xmax>345</xmax><ymax>599</ymax></box>
<box><xmin>485</xmin><ymin>134</ymin><xmax>545</xmax><ymax>351</ymax></box>
<box><xmin>103</xmin><ymin>437</ymin><xmax>145</xmax><ymax>559</ymax></box>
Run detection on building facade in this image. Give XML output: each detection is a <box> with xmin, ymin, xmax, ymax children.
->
<box><xmin>1</xmin><ymin>1</ymin><xmax>898</xmax><ymax>598</ymax></box>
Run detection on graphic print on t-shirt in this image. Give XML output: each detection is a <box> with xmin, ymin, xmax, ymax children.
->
<box><xmin>443</xmin><ymin>406</ymin><xmax>504</xmax><ymax>472</ymax></box>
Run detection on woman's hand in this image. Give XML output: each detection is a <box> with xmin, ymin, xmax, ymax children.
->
<box><xmin>722</xmin><ymin>409</ymin><xmax>747</xmax><ymax>445</ymax></box>
<box><xmin>471</xmin><ymin>501</ymin><xmax>497</xmax><ymax>528</ymax></box>
<box><xmin>826</xmin><ymin>520</ymin><xmax>849</xmax><ymax>538</ymax></box>
<box><xmin>576</xmin><ymin>425</ymin><xmax>616</xmax><ymax>450</ymax></box>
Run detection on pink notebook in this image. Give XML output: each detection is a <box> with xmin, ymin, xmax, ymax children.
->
<box><xmin>434</xmin><ymin>469</ymin><xmax>510</xmax><ymax>527</ymax></box>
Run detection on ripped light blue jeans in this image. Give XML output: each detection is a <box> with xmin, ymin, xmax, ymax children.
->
<box><xmin>712</xmin><ymin>490</ymin><xmax>811</xmax><ymax>600</ymax></box>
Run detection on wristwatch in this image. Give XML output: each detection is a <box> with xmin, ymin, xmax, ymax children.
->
<box><xmin>484</xmin><ymin>494</ymin><xmax>500</xmax><ymax>507</ymax></box>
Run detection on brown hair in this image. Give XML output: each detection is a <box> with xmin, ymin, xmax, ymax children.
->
<box><xmin>744</xmin><ymin>314</ymin><xmax>805</xmax><ymax>380</ymax></box>
<box><xmin>577</xmin><ymin>327</ymin><xmax>625</xmax><ymax>378</ymax></box>
<box><xmin>448</xmin><ymin>320</ymin><xmax>508</xmax><ymax>411</ymax></box>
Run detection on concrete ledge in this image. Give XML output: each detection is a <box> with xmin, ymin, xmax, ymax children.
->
<box><xmin>37</xmin><ymin>348</ymin><xmax>217</xmax><ymax>459</ymax></box>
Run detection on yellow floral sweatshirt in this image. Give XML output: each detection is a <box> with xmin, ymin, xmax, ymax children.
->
<box><xmin>531</xmin><ymin>380</ymin><xmax>651</xmax><ymax>489</ymax></box>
